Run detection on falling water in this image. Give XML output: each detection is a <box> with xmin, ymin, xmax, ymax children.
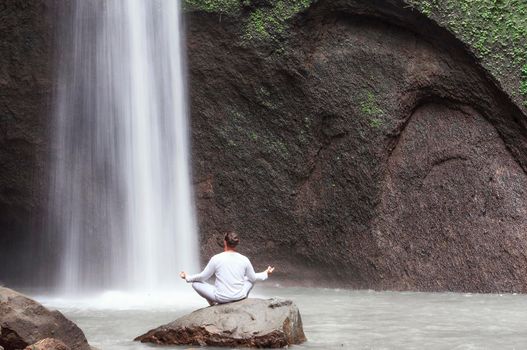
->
<box><xmin>50</xmin><ymin>0</ymin><xmax>199</xmax><ymax>293</ymax></box>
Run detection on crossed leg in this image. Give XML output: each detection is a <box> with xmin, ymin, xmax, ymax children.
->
<box><xmin>192</xmin><ymin>281</ymin><xmax>218</xmax><ymax>306</ymax></box>
<box><xmin>192</xmin><ymin>280</ymin><xmax>255</xmax><ymax>305</ymax></box>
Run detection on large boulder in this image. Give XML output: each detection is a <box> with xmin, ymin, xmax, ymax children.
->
<box><xmin>135</xmin><ymin>298</ymin><xmax>306</xmax><ymax>348</ymax></box>
<box><xmin>24</xmin><ymin>339</ymin><xmax>69</xmax><ymax>350</ymax></box>
<box><xmin>0</xmin><ymin>287</ymin><xmax>90</xmax><ymax>350</ymax></box>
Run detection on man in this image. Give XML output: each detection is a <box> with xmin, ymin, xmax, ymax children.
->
<box><xmin>180</xmin><ymin>232</ymin><xmax>275</xmax><ymax>305</ymax></box>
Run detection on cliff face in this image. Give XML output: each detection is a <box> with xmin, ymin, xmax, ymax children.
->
<box><xmin>0</xmin><ymin>1</ymin><xmax>54</xmax><ymax>284</ymax></box>
<box><xmin>187</xmin><ymin>0</ymin><xmax>527</xmax><ymax>292</ymax></box>
<box><xmin>1</xmin><ymin>0</ymin><xmax>527</xmax><ymax>292</ymax></box>
<box><xmin>406</xmin><ymin>0</ymin><xmax>527</xmax><ymax>114</ymax></box>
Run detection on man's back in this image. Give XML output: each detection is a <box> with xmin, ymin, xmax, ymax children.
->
<box><xmin>212</xmin><ymin>251</ymin><xmax>252</xmax><ymax>302</ymax></box>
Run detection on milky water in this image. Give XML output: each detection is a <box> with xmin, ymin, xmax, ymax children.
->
<box><xmin>36</xmin><ymin>286</ymin><xmax>527</xmax><ymax>350</ymax></box>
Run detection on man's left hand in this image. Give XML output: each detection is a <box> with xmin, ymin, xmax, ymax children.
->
<box><xmin>266</xmin><ymin>266</ymin><xmax>275</xmax><ymax>275</ymax></box>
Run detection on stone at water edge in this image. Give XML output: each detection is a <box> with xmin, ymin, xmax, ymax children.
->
<box><xmin>135</xmin><ymin>298</ymin><xmax>306</xmax><ymax>348</ymax></box>
<box><xmin>24</xmin><ymin>339</ymin><xmax>70</xmax><ymax>350</ymax></box>
<box><xmin>0</xmin><ymin>287</ymin><xmax>91</xmax><ymax>350</ymax></box>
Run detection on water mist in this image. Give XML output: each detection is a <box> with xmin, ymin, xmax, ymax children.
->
<box><xmin>49</xmin><ymin>0</ymin><xmax>198</xmax><ymax>293</ymax></box>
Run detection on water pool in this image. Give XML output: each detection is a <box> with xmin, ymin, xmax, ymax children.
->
<box><xmin>36</xmin><ymin>286</ymin><xmax>527</xmax><ymax>350</ymax></box>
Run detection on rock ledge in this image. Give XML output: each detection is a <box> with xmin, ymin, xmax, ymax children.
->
<box><xmin>0</xmin><ymin>287</ymin><xmax>90</xmax><ymax>350</ymax></box>
<box><xmin>135</xmin><ymin>298</ymin><xmax>306</xmax><ymax>348</ymax></box>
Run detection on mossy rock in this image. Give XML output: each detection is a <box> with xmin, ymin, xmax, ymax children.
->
<box><xmin>182</xmin><ymin>0</ymin><xmax>527</xmax><ymax>110</ymax></box>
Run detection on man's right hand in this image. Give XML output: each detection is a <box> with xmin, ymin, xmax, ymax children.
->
<box><xmin>266</xmin><ymin>266</ymin><xmax>275</xmax><ymax>275</ymax></box>
<box><xmin>179</xmin><ymin>271</ymin><xmax>187</xmax><ymax>279</ymax></box>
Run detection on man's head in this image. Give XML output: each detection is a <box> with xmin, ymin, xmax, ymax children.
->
<box><xmin>224</xmin><ymin>231</ymin><xmax>240</xmax><ymax>249</ymax></box>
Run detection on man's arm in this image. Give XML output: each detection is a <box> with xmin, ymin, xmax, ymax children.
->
<box><xmin>245</xmin><ymin>259</ymin><xmax>258</xmax><ymax>283</ymax></box>
<box><xmin>246</xmin><ymin>259</ymin><xmax>273</xmax><ymax>282</ymax></box>
<box><xmin>184</xmin><ymin>256</ymin><xmax>216</xmax><ymax>283</ymax></box>
<box><xmin>255</xmin><ymin>271</ymin><xmax>268</xmax><ymax>281</ymax></box>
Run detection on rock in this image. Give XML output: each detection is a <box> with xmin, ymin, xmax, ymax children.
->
<box><xmin>24</xmin><ymin>339</ymin><xmax>70</xmax><ymax>350</ymax></box>
<box><xmin>0</xmin><ymin>0</ymin><xmax>56</xmax><ymax>286</ymax></box>
<box><xmin>0</xmin><ymin>287</ymin><xmax>91</xmax><ymax>350</ymax></box>
<box><xmin>135</xmin><ymin>298</ymin><xmax>306</xmax><ymax>348</ymax></box>
<box><xmin>186</xmin><ymin>1</ymin><xmax>527</xmax><ymax>293</ymax></box>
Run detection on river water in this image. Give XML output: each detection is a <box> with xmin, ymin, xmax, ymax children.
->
<box><xmin>36</xmin><ymin>285</ymin><xmax>527</xmax><ymax>350</ymax></box>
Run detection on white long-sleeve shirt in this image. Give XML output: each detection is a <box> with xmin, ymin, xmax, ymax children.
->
<box><xmin>186</xmin><ymin>251</ymin><xmax>268</xmax><ymax>302</ymax></box>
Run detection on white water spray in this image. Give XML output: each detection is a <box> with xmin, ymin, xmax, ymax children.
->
<box><xmin>50</xmin><ymin>0</ymin><xmax>199</xmax><ymax>293</ymax></box>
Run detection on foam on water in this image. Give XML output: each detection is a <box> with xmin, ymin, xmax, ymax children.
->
<box><xmin>36</xmin><ymin>290</ymin><xmax>204</xmax><ymax>311</ymax></box>
<box><xmin>34</xmin><ymin>286</ymin><xmax>270</xmax><ymax>311</ymax></box>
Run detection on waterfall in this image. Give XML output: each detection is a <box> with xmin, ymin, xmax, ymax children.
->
<box><xmin>49</xmin><ymin>0</ymin><xmax>199</xmax><ymax>293</ymax></box>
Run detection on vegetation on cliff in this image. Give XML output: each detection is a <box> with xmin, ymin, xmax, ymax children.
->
<box><xmin>183</xmin><ymin>0</ymin><xmax>312</xmax><ymax>44</ymax></box>
<box><xmin>406</xmin><ymin>0</ymin><xmax>527</xmax><ymax>106</ymax></box>
<box><xmin>183</xmin><ymin>0</ymin><xmax>527</xmax><ymax>107</ymax></box>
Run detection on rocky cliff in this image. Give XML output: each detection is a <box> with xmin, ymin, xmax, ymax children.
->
<box><xmin>186</xmin><ymin>0</ymin><xmax>527</xmax><ymax>292</ymax></box>
<box><xmin>0</xmin><ymin>1</ymin><xmax>55</xmax><ymax>285</ymax></box>
<box><xmin>1</xmin><ymin>0</ymin><xmax>527</xmax><ymax>292</ymax></box>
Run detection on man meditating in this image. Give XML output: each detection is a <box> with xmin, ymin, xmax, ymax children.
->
<box><xmin>180</xmin><ymin>232</ymin><xmax>274</xmax><ymax>305</ymax></box>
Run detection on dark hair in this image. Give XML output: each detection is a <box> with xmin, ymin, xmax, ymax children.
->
<box><xmin>224</xmin><ymin>231</ymin><xmax>240</xmax><ymax>248</ymax></box>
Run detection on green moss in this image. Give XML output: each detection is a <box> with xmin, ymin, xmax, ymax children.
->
<box><xmin>418</xmin><ymin>1</ymin><xmax>434</xmax><ymax>16</ymax></box>
<box><xmin>358</xmin><ymin>90</ymin><xmax>385</xmax><ymax>129</ymax></box>
<box><xmin>406</xmin><ymin>0</ymin><xmax>527</xmax><ymax>105</ymax></box>
<box><xmin>184</xmin><ymin>0</ymin><xmax>527</xmax><ymax>105</ymax></box>
<box><xmin>183</xmin><ymin>0</ymin><xmax>312</xmax><ymax>45</ymax></box>
<box><xmin>359</xmin><ymin>91</ymin><xmax>384</xmax><ymax>117</ymax></box>
<box><xmin>521</xmin><ymin>63</ymin><xmax>527</xmax><ymax>98</ymax></box>
<box><xmin>242</xmin><ymin>0</ymin><xmax>312</xmax><ymax>43</ymax></box>
<box><xmin>263</xmin><ymin>138</ymin><xmax>290</xmax><ymax>158</ymax></box>
<box><xmin>182</xmin><ymin>0</ymin><xmax>241</xmax><ymax>15</ymax></box>
<box><xmin>244</xmin><ymin>9</ymin><xmax>271</xmax><ymax>41</ymax></box>
<box><xmin>369</xmin><ymin>118</ymin><xmax>384</xmax><ymax>129</ymax></box>
<box><xmin>221</xmin><ymin>107</ymin><xmax>290</xmax><ymax>158</ymax></box>
<box><xmin>255</xmin><ymin>86</ymin><xmax>275</xmax><ymax>108</ymax></box>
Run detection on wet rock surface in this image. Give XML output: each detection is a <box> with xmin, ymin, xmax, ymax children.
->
<box><xmin>187</xmin><ymin>0</ymin><xmax>527</xmax><ymax>292</ymax></box>
<box><xmin>0</xmin><ymin>0</ymin><xmax>56</xmax><ymax>286</ymax></box>
<box><xmin>0</xmin><ymin>287</ymin><xmax>91</xmax><ymax>350</ymax></box>
<box><xmin>135</xmin><ymin>298</ymin><xmax>306</xmax><ymax>348</ymax></box>
<box><xmin>24</xmin><ymin>339</ymin><xmax>70</xmax><ymax>350</ymax></box>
